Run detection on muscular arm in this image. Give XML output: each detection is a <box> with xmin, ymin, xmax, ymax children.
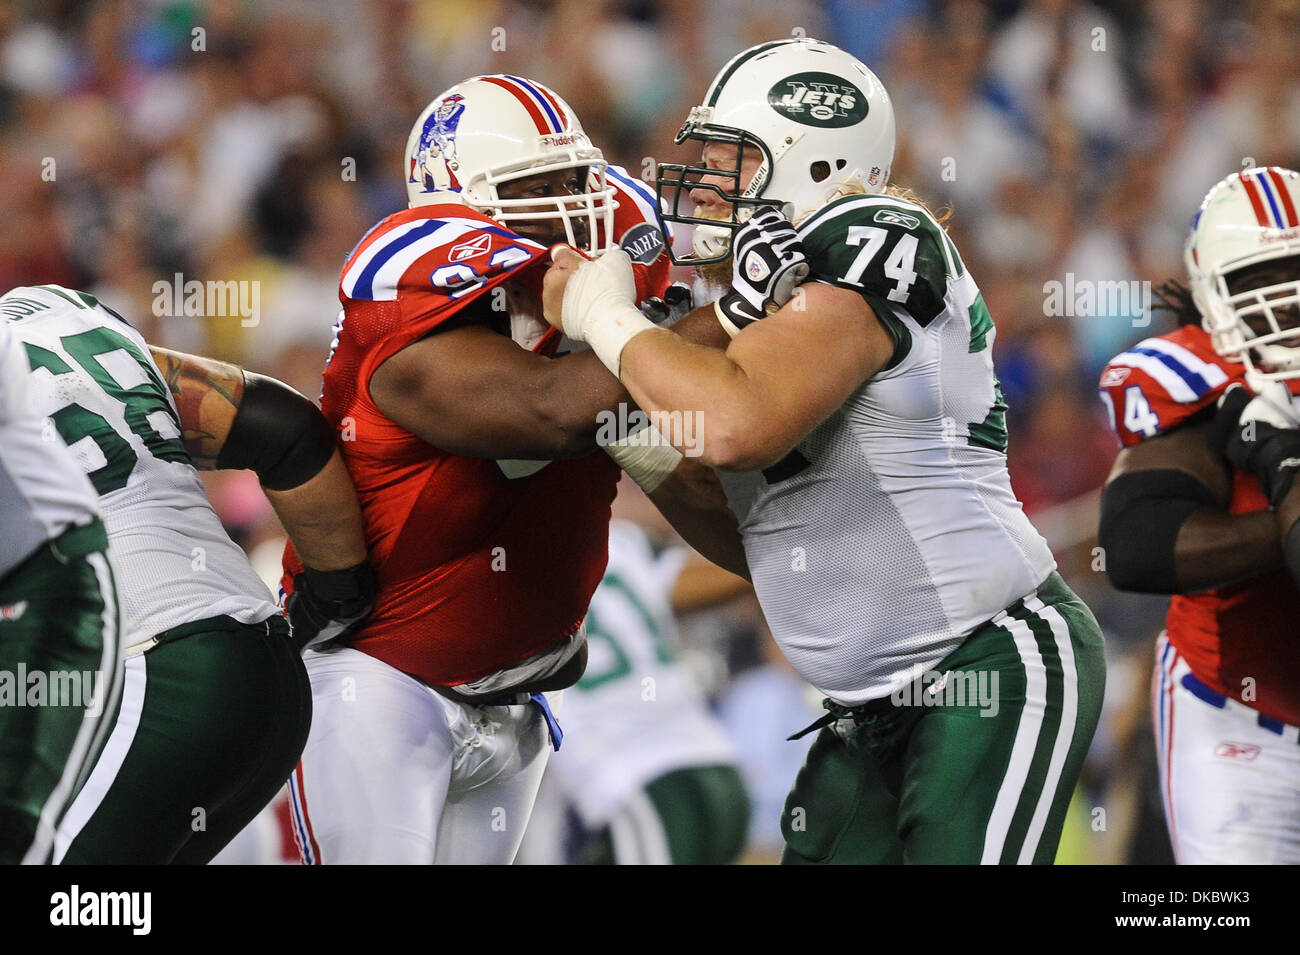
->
<box><xmin>648</xmin><ymin>457</ymin><xmax>750</xmax><ymax>580</ymax></box>
<box><xmin>149</xmin><ymin>346</ymin><xmax>366</xmax><ymax>571</ymax></box>
<box><xmin>1276</xmin><ymin>481</ymin><xmax>1300</xmax><ymax>590</ymax></box>
<box><xmin>669</xmin><ymin>302</ymin><xmax>733</xmax><ymax>349</ymax></box>
<box><xmin>370</xmin><ymin>320</ymin><xmax>629</xmax><ymax>460</ymax></box>
<box><xmin>618</xmin><ymin>283</ymin><xmax>895</xmax><ymax>470</ymax></box>
<box><xmin>670</xmin><ymin>557</ymin><xmax>752</xmax><ymax>612</ymax></box>
<box><xmin>152</xmin><ymin>346</ymin><xmax>244</xmax><ymax>469</ymax></box>
<box><xmin>370</xmin><ymin>288</ymin><xmax>732</xmax><ymax>462</ymax></box>
<box><xmin>1099</xmin><ymin>419</ymin><xmax>1282</xmax><ymax>593</ymax></box>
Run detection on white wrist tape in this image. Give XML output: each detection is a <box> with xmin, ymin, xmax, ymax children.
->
<box><xmin>602</xmin><ymin>424</ymin><xmax>683</xmax><ymax>492</ymax></box>
<box><xmin>584</xmin><ymin>301</ymin><xmax>657</xmax><ymax>378</ymax></box>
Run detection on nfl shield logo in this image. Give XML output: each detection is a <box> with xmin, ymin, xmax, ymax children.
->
<box><xmin>745</xmin><ymin>251</ymin><xmax>770</xmax><ymax>283</ymax></box>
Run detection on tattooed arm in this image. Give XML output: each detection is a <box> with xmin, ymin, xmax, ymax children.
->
<box><xmin>151</xmin><ymin>347</ymin><xmax>244</xmax><ymax>469</ymax></box>
<box><xmin>148</xmin><ymin>346</ymin><xmax>367</xmax><ymax>573</ymax></box>
<box><xmin>150</xmin><ymin>346</ymin><xmax>375</xmax><ymax>650</ymax></box>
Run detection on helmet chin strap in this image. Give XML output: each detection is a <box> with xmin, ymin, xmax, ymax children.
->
<box><xmin>693</xmin><ymin>222</ymin><xmax>732</xmax><ymax>260</ymax></box>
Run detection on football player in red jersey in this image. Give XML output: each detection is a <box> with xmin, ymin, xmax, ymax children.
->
<box><xmin>281</xmin><ymin>74</ymin><xmax>738</xmax><ymax>864</ymax></box>
<box><xmin>1097</xmin><ymin>166</ymin><xmax>1300</xmax><ymax>863</ymax></box>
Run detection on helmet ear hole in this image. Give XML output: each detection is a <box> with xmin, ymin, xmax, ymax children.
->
<box><xmin>809</xmin><ymin>160</ymin><xmax>831</xmax><ymax>183</ymax></box>
<box><xmin>836</xmin><ymin>159</ymin><xmax>847</xmax><ymax>170</ymax></box>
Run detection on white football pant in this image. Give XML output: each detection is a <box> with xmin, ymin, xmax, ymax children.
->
<box><xmin>1153</xmin><ymin>633</ymin><xmax>1300</xmax><ymax>864</ymax></box>
<box><xmin>288</xmin><ymin>647</ymin><xmax>557</xmax><ymax>864</ymax></box>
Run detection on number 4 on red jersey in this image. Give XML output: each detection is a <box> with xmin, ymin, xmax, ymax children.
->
<box><xmin>1097</xmin><ymin>325</ymin><xmax>1243</xmax><ymax>447</ymax></box>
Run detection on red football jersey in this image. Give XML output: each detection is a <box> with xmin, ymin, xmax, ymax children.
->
<box><xmin>284</xmin><ymin>172</ymin><xmax>671</xmax><ymax>687</ymax></box>
<box><xmin>1098</xmin><ymin>324</ymin><xmax>1300</xmax><ymax>725</ymax></box>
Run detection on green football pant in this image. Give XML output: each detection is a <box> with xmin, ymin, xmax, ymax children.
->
<box><xmin>0</xmin><ymin>522</ymin><xmax>122</xmax><ymax>865</ymax></box>
<box><xmin>56</xmin><ymin>614</ymin><xmax>311</xmax><ymax>865</ymax></box>
<box><xmin>780</xmin><ymin>572</ymin><xmax>1106</xmax><ymax>865</ymax></box>
<box><xmin>580</xmin><ymin>764</ymin><xmax>751</xmax><ymax>865</ymax></box>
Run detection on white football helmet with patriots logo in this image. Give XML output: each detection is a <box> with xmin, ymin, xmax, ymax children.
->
<box><xmin>1186</xmin><ymin>166</ymin><xmax>1300</xmax><ymax>381</ymax></box>
<box><xmin>657</xmin><ymin>37</ymin><xmax>896</xmax><ymax>264</ymax></box>
<box><xmin>405</xmin><ymin>74</ymin><xmax>615</xmax><ymax>253</ymax></box>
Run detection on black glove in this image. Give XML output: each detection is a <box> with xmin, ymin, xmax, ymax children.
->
<box><xmin>286</xmin><ymin>562</ymin><xmax>377</xmax><ymax>653</ymax></box>
<box><xmin>1207</xmin><ymin>383</ymin><xmax>1300</xmax><ymax>507</ymax></box>
<box><xmin>716</xmin><ymin>206</ymin><xmax>809</xmax><ymax>332</ymax></box>
<box><xmin>638</xmin><ymin>283</ymin><xmax>694</xmax><ymax>326</ymax></box>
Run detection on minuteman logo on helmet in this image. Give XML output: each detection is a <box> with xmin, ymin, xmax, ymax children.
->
<box><xmin>768</xmin><ymin>71</ymin><xmax>868</xmax><ymax>128</ymax></box>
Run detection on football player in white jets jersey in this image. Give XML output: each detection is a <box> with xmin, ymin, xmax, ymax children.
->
<box><xmin>2</xmin><ymin>285</ymin><xmax>374</xmax><ymax>863</ymax></box>
<box><xmin>0</xmin><ymin>317</ymin><xmax>121</xmax><ymax>865</ymax></box>
<box><xmin>542</xmin><ymin>37</ymin><xmax>1106</xmax><ymax>864</ymax></box>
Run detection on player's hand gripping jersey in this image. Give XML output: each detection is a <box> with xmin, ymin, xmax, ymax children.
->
<box><xmin>1099</xmin><ymin>324</ymin><xmax>1300</xmax><ymax>726</ymax></box>
<box><xmin>284</xmin><ymin>171</ymin><xmax>670</xmax><ymax>688</ymax></box>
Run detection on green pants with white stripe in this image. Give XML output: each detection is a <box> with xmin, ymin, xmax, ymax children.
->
<box><xmin>780</xmin><ymin>572</ymin><xmax>1105</xmax><ymax>865</ymax></box>
<box><xmin>0</xmin><ymin>522</ymin><xmax>122</xmax><ymax>865</ymax></box>
<box><xmin>56</xmin><ymin>614</ymin><xmax>311</xmax><ymax>865</ymax></box>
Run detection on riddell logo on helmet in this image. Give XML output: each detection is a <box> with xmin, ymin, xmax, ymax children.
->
<box><xmin>768</xmin><ymin>71</ymin><xmax>868</xmax><ymax>128</ymax></box>
<box><xmin>1262</xmin><ymin>226</ymin><xmax>1300</xmax><ymax>242</ymax></box>
<box><xmin>538</xmin><ymin>133</ymin><xmax>581</xmax><ymax>149</ymax></box>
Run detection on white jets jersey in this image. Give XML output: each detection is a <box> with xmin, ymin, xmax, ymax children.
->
<box><xmin>2</xmin><ymin>286</ymin><xmax>277</xmax><ymax>639</ymax></box>
<box><xmin>716</xmin><ymin>194</ymin><xmax>1057</xmax><ymax>706</ymax></box>
<box><xmin>547</xmin><ymin>521</ymin><xmax>738</xmax><ymax>828</ymax></box>
<box><xmin>0</xmin><ymin>318</ymin><xmax>102</xmax><ymax>580</ymax></box>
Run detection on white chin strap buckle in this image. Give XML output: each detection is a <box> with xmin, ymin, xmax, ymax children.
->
<box><xmin>693</xmin><ymin>222</ymin><xmax>732</xmax><ymax>260</ymax></box>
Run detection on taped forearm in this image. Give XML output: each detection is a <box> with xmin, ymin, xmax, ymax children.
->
<box><xmin>602</xmin><ymin>423</ymin><xmax>683</xmax><ymax>492</ymax></box>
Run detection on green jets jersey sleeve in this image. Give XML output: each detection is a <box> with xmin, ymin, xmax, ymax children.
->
<box><xmin>797</xmin><ymin>195</ymin><xmax>961</xmax><ymax>364</ymax></box>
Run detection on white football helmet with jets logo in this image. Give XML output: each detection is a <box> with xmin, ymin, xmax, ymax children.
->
<box><xmin>1186</xmin><ymin>165</ymin><xmax>1300</xmax><ymax>381</ymax></box>
<box><xmin>656</xmin><ymin>37</ymin><xmax>896</xmax><ymax>264</ymax></box>
<box><xmin>405</xmin><ymin>74</ymin><xmax>615</xmax><ymax>253</ymax></box>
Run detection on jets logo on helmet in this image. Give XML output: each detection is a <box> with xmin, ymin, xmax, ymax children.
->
<box><xmin>655</xmin><ymin>37</ymin><xmax>896</xmax><ymax>265</ymax></box>
<box><xmin>405</xmin><ymin>74</ymin><xmax>616</xmax><ymax>254</ymax></box>
<box><xmin>1186</xmin><ymin>166</ymin><xmax>1300</xmax><ymax>382</ymax></box>
<box><xmin>767</xmin><ymin>72</ymin><xmax>868</xmax><ymax>128</ymax></box>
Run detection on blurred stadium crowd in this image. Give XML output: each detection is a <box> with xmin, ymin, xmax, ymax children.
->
<box><xmin>3</xmin><ymin>0</ymin><xmax>1298</xmax><ymax>863</ymax></box>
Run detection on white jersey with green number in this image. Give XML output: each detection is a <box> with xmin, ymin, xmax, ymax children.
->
<box><xmin>715</xmin><ymin>194</ymin><xmax>1056</xmax><ymax>707</ymax></box>
<box><xmin>2</xmin><ymin>286</ymin><xmax>277</xmax><ymax>639</ymax></box>
<box><xmin>548</xmin><ymin>521</ymin><xmax>738</xmax><ymax>828</ymax></box>
<box><xmin>0</xmin><ymin>319</ymin><xmax>102</xmax><ymax>580</ymax></box>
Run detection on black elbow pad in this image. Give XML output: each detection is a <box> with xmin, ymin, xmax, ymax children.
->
<box><xmin>1098</xmin><ymin>469</ymin><xmax>1217</xmax><ymax>594</ymax></box>
<box><xmin>216</xmin><ymin>373</ymin><xmax>337</xmax><ymax>490</ymax></box>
